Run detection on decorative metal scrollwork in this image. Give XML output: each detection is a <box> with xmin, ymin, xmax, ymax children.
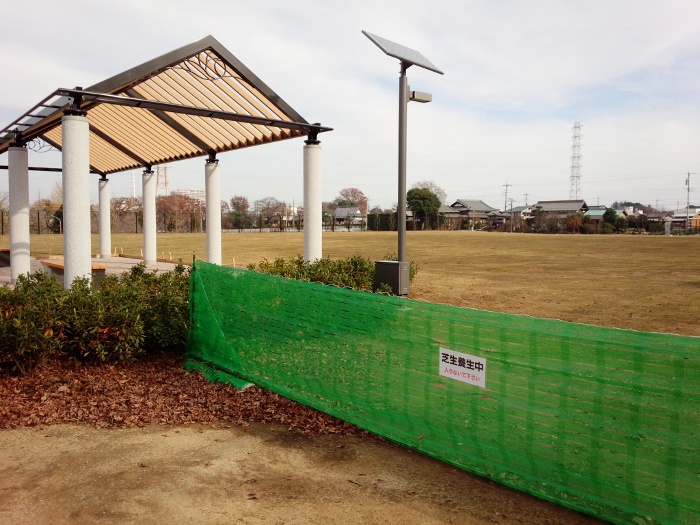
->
<box><xmin>27</xmin><ymin>137</ymin><xmax>55</xmax><ymax>153</ymax></box>
<box><xmin>174</xmin><ymin>52</ymin><xmax>238</xmax><ymax>81</ymax></box>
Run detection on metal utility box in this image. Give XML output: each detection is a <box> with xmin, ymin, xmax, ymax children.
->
<box><xmin>374</xmin><ymin>260</ymin><xmax>410</xmax><ymax>296</ymax></box>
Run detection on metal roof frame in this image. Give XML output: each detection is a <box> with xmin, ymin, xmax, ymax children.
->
<box><xmin>0</xmin><ymin>35</ymin><xmax>331</xmax><ymax>175</ymax></box>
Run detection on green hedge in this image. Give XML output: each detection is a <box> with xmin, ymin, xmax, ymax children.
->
<box><xmin>0</xmin><ymin>263</ymin><xmax>189</xmax><ymax>375</ymax></box>
<box><xmin>247</xmin><ymin>254</ymin><xmax>419</xmax><ymax>292</ymax></box>
<box><xmin>1</xmin><ymin>255</ymin><xmax>416</xmax><ymax>376</ymax></box>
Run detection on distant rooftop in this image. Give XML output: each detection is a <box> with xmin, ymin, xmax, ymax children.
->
<box><xmin>450</xmin><ymin>199</ymin><xmax>498</xmax><ymax>212</ymax></box>
<box><xmin>533</xmin><ymin>200</ymin><xmax>588</xmax><ymax>212</ymax></box>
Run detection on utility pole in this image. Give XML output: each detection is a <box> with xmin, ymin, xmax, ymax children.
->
<box><xmin>683</xmin><ymin>172</ymin><xmax>699</xmax><ymax>230</ymax></box>
<box><xmin>503</xmin><ymin>182</ymin><xmax>511</xmax><ymax>212</ymax></box>
<box><xmin>509</xmin><ymin>198</ymin><xmax>515</xmax><ymax>233</ymax></box>
<box><xmin>687</xmin><ymin>172</ymin><xmax>691</xmax><ymax>231</ymax></box>
<box><xmin>524</xmin><ymin>193</ymin><xmax>529</xmax><ymax>206</ymax></box>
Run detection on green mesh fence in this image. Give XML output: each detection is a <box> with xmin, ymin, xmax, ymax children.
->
<box><xmin>186</xmin><ymin>261</ymin><xmax>700</xmax><ymax>525</ymax></box>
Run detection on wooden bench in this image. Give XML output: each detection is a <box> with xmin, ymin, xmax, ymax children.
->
<box><xmin>41</xmin><ymin>260</ymin><xmax>107</xmax><ymax>290</ymax></box>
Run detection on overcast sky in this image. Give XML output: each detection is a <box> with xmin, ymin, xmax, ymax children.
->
<box><xmin>2</xmin><ymin>0</ymin><xmax>700</xmax><ymax>211</ymax></box>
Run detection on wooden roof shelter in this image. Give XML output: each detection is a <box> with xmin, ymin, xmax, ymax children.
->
<box><xmin>0</xmin><ymin>35</ymin><xmax>331</xmax><ymax>174</ymax></box>
<box><xmin>1</xmin><ymin>36</ymin><xmax>331</xmax><ymax>286</ymax></box>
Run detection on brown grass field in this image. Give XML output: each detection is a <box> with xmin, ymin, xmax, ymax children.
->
<box><xmin>3</xmin><ymin>230</ymin><xmax>699</xmax><ymax>337</ymax></box>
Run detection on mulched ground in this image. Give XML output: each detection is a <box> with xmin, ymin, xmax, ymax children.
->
<box><xmin>0</xmin><ymin>352</ymin><xmax>365</xmax><ymax>436</ymax></box>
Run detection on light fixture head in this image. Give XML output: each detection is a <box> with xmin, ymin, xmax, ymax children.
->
<box><xmin>410</xmin><ymin>91</ymin><xmax>432</xmax><ymax>103</ymax></box>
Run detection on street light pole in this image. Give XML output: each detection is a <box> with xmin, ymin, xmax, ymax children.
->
<box><xmin>398</xmin><ymin>62</ymin><xmax>409</xmax><ymax>262</ymax></box>
<box><xmin>363</xmin><ymin>30</ymin><xmax>442</xmax><ymax>294</ymax></box>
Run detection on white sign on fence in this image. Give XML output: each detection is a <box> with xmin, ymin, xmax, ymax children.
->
<box><xmin>439</xmin><ymin>347</ymin><xmax>486</xmax><ymax>388</ymax></box>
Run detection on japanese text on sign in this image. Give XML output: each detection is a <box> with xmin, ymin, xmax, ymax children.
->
<box><xmin>439</xmin><ymin>347</ymin><xmax>486</xmax><ymax>388</ymax></box>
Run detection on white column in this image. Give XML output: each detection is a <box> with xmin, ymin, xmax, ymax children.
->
<box><xmin>303</xmin><ymin>140</ymin><xmax>322</xmax><ymax>262</ymax></box>
<box><xmin>205</xmin><ymin>158</ymin><xmax>221</xmax><ymax>265</ymax></box>
<box><xmin>62</xmin><ymin>114</ymin><xmax>92</xmax><ymax>288</ymax></box>
<box><xmin>98</xmin><ymin>177</ymin><xmax>111</xmax><ymax>258</ymax></box>
<box><xmin>8</xmin><ymin>146</ymin><xmax>30</xmax><ymax>284</ymax></box>
<box><xmin>142</xmin><ymin>168</ymin><xmax>157</xmax><ymax>265</ymax></box>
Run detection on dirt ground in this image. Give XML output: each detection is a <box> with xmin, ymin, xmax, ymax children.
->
<box><xmin>0</xmin><ymin>423</ymin><xmax>606</xmax><ymax>525</ymax></box>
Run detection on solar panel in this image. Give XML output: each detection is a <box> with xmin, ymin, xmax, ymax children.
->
<box><xmin>362</xmin><ymin>30</ymin><xmax>444</xmax><ymax>75</ymax></box>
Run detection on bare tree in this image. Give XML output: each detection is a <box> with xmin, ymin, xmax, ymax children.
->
<box><xmin>411</xmin><ymin>180</ymin><xmax>447</xmax><ymax>204</ymax></box>
<box><xmin>323</xmin><ymin>201</ymin><xmax>338</xmax><ymax>213</ymax></box>
<box><xmin>253</xmin><ymin>196</ymin><xmax>284</xmax><ymax>227</ymax></box>
<box><xmin>335</xmin><ymin>188</ymin><xmax>368</xmax><ymax>214</ymax></box>
<box><xmin>50</xmin><ymin>180</ymin><xmax>63</xmax><ymax>204</ymax></box>
<box><xmin>111</xmin><ymin>197</ymin><xmax>143</xmax><ymax>233</ymax></box>
<box><xmin>32</xmin><ymin>198</ymin><xmax>59</xmax><ymax>233</ymax></box>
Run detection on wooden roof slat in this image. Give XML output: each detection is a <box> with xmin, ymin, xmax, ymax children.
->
<box><xmin>136</xmin><ymin>76</ymin><xmax>249</xmax><ymax>147</ymax></box>
<box><xmin>163</xmin><ymin>66</ymin><xmax>272</xmax><ymax>142</ymax></box>
<box><xmin>94</xmin><ymin>104</ymin><xmax>192</xmax><ymax>160</ymax></box>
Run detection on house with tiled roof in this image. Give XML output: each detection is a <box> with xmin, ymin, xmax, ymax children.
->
<box><xmin>333</xmin><ymin>206</ymin><xmax>362</xmax><ymax>226</ymax></box>
<box><xmin>583</xmin><ymin>208</ymin><xmax>608</xmax><ymax>233</ymax></box>
<box><xmin>449</xmin><ymin>199</ymin><xmax>498</xmax><ymax>219</ymax></box>
<box><xmin>532</xmin><ymin>200</ymin><xmax>588</xmax><ymax>219</ymax></box>
<box><xmin>449</xmin><ymin>199</ymin><xmax>499</xmax><ymax>229</ymax></box>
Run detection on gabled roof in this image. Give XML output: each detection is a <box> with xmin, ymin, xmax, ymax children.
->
<box><xmin>584</xmin><ymin>209</ymin><xmax>607</xmax><ymax>217</ymax></box>
<box><xmin>439</xmin><ymin>204</ymin><xmax>460</xmax><ymax>214</ymax></box>
<box><xmin>450</xmin><ymin>199</ymin><xmax>497</xmax><ymax>212</ymax></box>
<box><xmin>0</xmin><ymin>35</ymin><xmax>330</xmax><ymax>175</ymax></box>
<box><xmin>533</xmin><ymin>200</ymin><xmax>588</xmax><ymax>213</ymax></box>
<box><xmin>334</xmin><ymin>206</ymin><xmax>361</xmax><ymax>219</ymax></box>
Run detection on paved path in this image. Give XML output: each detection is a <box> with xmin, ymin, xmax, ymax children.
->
<box><xmin>0</xmin><ymin>256</ymin><xmax>180</xmax><ymax>287</ymax></box>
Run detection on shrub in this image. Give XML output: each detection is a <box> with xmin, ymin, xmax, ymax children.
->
<box><xmin>247</xmin><ymin>253</ymin><xmax>419</xmax><ymax>292</ymax></box>
<box><xmin>0</xmin><ymin>271</ymin><xmax>66</xmax><ymax>375</ymax></box>
<box><xmin>0</xmin><ymin>264</ymin><xmax>190</xmax><ymax>376</ymax></box>
<box><xmin>60</xmin><ymin>276</ymin><xmax>146</xmax><ymax>363</ymax></box>
<box><xmin>248</xmin><ymin>255</ymin><xmax>375</xmax><ymax>291</ymax></box>
<box><xmin>99</xmin><ymin>263</ymin><xmax>190</xmax><ymax>354</ymax></box>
